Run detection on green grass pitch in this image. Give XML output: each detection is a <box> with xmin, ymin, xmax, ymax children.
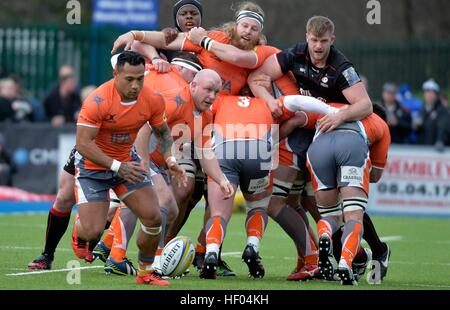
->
<box><xmin>1</xmin><ymin>209</ymin><xmax>449</xmax><ymax>290</ymax></box>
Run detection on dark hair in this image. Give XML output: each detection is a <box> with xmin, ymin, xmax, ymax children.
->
<box><xmin>173</xmin><ymin>0</ymin><xmax>203</xmax><ymax>32</ymax></box>
<box><xmin>372</xmin><ymin>102</ymin><xmax>387</xmax><ymax>122</ymax></box>
<box><xmin>172</xmin><ymin>51</ymin><xmax>202</xmax><ymax>67</ymax></box>
<box><xmin>116</xmin><ymin>51</ymin><xmax>145</xmax><ymax>70</ymax></box>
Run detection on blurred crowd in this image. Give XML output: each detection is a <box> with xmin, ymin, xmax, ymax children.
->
<box><xmin>0</xmin><ymin>65</ymin><xmax>95</xmax><ymax>127</ymax></box>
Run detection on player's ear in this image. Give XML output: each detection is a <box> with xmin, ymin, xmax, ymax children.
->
<box><xmin>113</xmin><ymin>68</ymin><xmax>118</xmax><ymax>78</ymax></box>
<box><xmin>305</xmin><ymin>33</ymin><xmax>308</xmax><ymax>43</ymax></box>
<box><xmin>330</xmin><ymin>35</ymin><xmax>335</xmax><ymax>45</ymax></box>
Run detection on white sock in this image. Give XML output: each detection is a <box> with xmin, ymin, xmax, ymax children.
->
<box><xmin>247</xmin><ymin>236</ymin><xmax>260</xmax><ymax>253</ymax></box>
<box><xmin>206</xmin><ymin>243</ymin><xmax>220</xmax><ymax>256</ymax></box>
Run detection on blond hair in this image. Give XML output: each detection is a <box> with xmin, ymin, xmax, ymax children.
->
<box><xmin>214</xmin><ymin>1</ymin><xmax>266</xmax><ymax>48</ymax></box>
<box><xmin>306</xmin><ymin>16</ymin><xmax>335</xmax><ymax>36</ymax></box>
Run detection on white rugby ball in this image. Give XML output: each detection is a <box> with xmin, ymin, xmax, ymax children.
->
<box><xmin>160</xmin><ymin>236</ymin><xmax>195</xmax><ymax>277</ymax></box>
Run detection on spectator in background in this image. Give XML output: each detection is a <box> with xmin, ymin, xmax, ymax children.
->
<box><xmin>43</xmin><ymin>65</ymin><xmax>81</xmax><ymax>127</ymax></box>
<box><xmin>10</xmin><ymin>75</ymin><xmax>47</xmax><ymax>122</ymax></box>
<box><xmin>379</xmin><ymin>82</ymin><xmax>412</xmax><ymax>144</ymax></box>
<box><xmin>397</xmin><ymin>83</ymin><xmax>423</xmax><ymax>144</ymax></box>
<box><xmin>0</xmin><ymin>78</ymin><xmax>33</xmax><ymax>122</ymax></box>
<box><xmin>0</xmin><ymin>133</ymin><xmax>16</xmax><ymax>186</ymax></box>
<box><xmin>414</xmin><ymin>79</ymin><xmax>450</xmax><ymax>151</ymax></box>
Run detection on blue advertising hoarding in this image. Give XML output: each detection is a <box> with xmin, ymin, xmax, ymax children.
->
<box><xmin>93</xmin><ymin>0</ymin><xmax>159</xmax><ymax>29</ymax></box>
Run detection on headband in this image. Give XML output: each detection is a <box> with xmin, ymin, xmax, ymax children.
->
<box><xmin>236</xmin><ymin>10</ymin><xmax>264</xmax><ymax>29</ymax></box>
<box><xmin>171</xmin><ymin>58</ymin><xmax>202</xmax><ymax>73</ymax></box>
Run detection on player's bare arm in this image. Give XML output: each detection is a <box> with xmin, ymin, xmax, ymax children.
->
<box><xmin>248</xmin><ymin>55</ymin><xmax>284</xmax><ymax>117</ymax></box>
<box><xmin>111</xmin><ymin>30</ymin><xmax>186</xmax><ymax>54</ymax></box>
<box><xmin>153</xmin><ymin>123</ymin><xmax>187</xmax><ymax>187</ymax></box>
<box><xmin>318</xmin><ymin>82</ymin><xmax>373</xmax><ymax>133</ymax></box>
<box><xmin>134</xmin><ymin>122</ymin><xmax>152</xmax><ymax>170</ymax></box>
<box><xmin>76</xmin><ymin>125</ymin><xmax>146</xmax><ymax>184</ymax></box>
<box><xmin>187</xmin><ymin>27</ymin><xmax>258</xmax><ymax>69</ymax></box>
<box><xmin>195</xmin><ymin>139</ymin><xmax>234</xmax><ymax>199</ymax></box>
<box><xmin>130</xmin><ymin>42</ymin><xmax>170</xmax><ymax>73</ymax></box>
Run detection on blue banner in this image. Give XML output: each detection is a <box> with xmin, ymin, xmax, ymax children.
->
<box><xmin>93</xmin><ymin>0</ymin><xmax>159</xmax><ymax>29</ymax></box>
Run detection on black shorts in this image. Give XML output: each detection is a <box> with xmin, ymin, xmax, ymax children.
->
<box><xmin>63</xmin><ymin>147</ymin><xmax>77</xmax><ymax>176</ymax></box>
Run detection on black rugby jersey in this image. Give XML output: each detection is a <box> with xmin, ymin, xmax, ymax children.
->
<box><xmin>277</xmin><ymin>43</ymin><xmax>361</xmax><ymax>103</ymax></box>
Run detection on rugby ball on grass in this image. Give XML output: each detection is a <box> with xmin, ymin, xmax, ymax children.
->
<box><xmin>161</xmin><ymin>236</ymin><xmax>195</xmax><ymax>277</ymax></box>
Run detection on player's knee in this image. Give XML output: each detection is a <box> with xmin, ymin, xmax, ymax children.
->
<box><xmin>317</xmin><ymin>202</ymin><xmax>343</xmax><ymax>218</ymax></box>
<box><xmin>82</xmin><ymin>224</ymin><xmax>104</xmax><ymax>241</ymax></box>
<box><xmin>246</xmin><ymin>195</ymin><xmax>270</xmax><ymax>213</ymax></box>
<box><xmin>141</xmin><ymin>208</ymin><xmax>161</xmax><ymax>228</ymax></box>
<box><xmin>54</xmin><ymin>193</ymin><xmax>75</xmax><ymax>212</ymax></box>
<box><xmin>342</xmin><ymin>197</ymin><xmax>367</xmax><ymax>220</ymax></box>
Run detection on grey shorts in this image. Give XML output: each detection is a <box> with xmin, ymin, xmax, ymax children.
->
<box><xmin>215</xmin><ymin>140</ymin><xmax>272</xmax><ymax>195</ymax></box>
<box><xmin>75</xmin><ymin>151</ymin><xmax>152</xmax><ymax>204</ymax></box>
<box><xmin>75</xmin><ymin>168</ymin><xmax>152</xmax><ymax>204</ymax></box>
<box><xmin>306</xmin><ymin>130</ymin><xmax>371</xmax><ymax>193</ymax></box>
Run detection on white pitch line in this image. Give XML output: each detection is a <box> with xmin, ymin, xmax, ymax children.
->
<box><xmin>220</xmin><ymin>252</ymin><xmax>242</xmax><ymax>257</ymax></box>
<box><xmin>6</xmin><ymin>266</ymin><xmax>103</xmax><ymax>276</ymax></box>
<box><xmin>380</xmin><ymin>236</ymin><xmax>403</xmax><ymax>242</ymax></box>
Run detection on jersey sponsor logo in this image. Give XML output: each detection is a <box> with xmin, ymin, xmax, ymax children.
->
<box><xmin>341</xmin><ymin>166</ymin><xmax>363</xmax><ymax>183</ymax></box>
<box><xmin>248</xmin><ymin>176</ymin><xmax>270</xmax><ymax>194</ymax></box>
<box><xmin>342</xmin><ymin>67</ymin><xmax>361</xmax><ymax>87</ymax></box>
<box><xmin>110</xmin><ymin>133</ymin><xmax>132</xmax><ymax>144</ymax></box>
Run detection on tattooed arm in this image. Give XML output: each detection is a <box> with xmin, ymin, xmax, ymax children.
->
<box><xmin>153</xmin><ymin>123</ymin><xmax>187</xmax><ymax>186</ymax></box>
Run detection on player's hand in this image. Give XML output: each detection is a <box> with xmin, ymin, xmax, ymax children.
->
<box><xmin>152</xmin><ymin>57</ymin><xmax>170</xmax><ymax>73</ymax></box>
<box><xmin>219</xmin><ymin>178</ymin><xmax>234</xmax><ymax>199</ymax></box>
<box><xmin>118</xmin><ymin>161</ymin><xmax>148</xmax><ymax>184</ymax></box>
<box><xmin>267</xmin><ymin>98</ymin><xmax>283</xmax><ymax>118</ymax></box>
<box><xmin>317</xmin><ymin>112</ymin><xmax>345</xmax><ymax>133</ymax></box>
<box><xmin>167</xmin><ymin>162</ymin><xmax>188</xmax><ymax>188</ymax></box>
<box><xmin>161</xmin><ymin>27</ymin><xmax>179</xmax><ymax>45</ymax></box>
<box><xmin>188</xmin><ymin>27</ymin><xmax>208</xmax><ymax>45</ymax></box>
<box><xmin>111</xmin><ymin>32</ymin><xmax>134</xmax><ymax>54</ymax></box>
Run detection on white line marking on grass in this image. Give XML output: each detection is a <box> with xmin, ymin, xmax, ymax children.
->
<box><xmin>221</xmin><ymin>252</ymin><xmax>241</xmax><ymax>257</ymax></box>
<box><xmin>380</xmin><ymin>236</ymin><xmax>403</xmax><ymax>242</ymax></box>
<box><xmin>6</xmin><ymin>266</ymin><xmax>102</xmax><ymax>276</ymax></box>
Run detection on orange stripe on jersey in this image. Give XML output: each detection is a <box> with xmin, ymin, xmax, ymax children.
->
<box><xmin>77</xmin><ymin>80</ymin><xmax>166</xmax><ymax>170</ymax></box>
<box><xmin>212</xmin><ymin>95</ymin><xmax>274</xmax><ymax>140</ymax></box>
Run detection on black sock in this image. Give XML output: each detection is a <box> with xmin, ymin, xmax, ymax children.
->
<box><xmin>88</xmin><ymin>238</ymin><xmax>100</xmax><ymax>252</ymax></box>
<box><xmin>332</xmin><ymin>227</ymin><xmax>343</xmax><ymax>262</ymax></box>
<box><xmin>363</xmin><ymin>213</ymin><xmax>386</xmax><ymax>258</ymax></box>
<box><xmin>104</xmin><ymin>220</ymin><xmax>111</xmax><ymax>230</ymax></box>
<box><xmin>43</xmin><ymin>208</ymin><xmax>71</xmax><ymax>260</ymax></box>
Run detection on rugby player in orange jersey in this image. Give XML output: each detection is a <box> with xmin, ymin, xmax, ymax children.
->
<box><xmin>278</xmin><ymin>96</ymin><xmax>391</xmax><ymax>285</ymax></box>
<box><xmin>111</xmin><ymin>2</ymin><xmax>279</xmax><ymax>96</ymax></box>
<box><xmin>132</xmin><ymin>69</ymin><xmax>234</xmax><ymax>275</ymax></box>
<box><xmin>199</xmin><ymin>90</ymin><xmax>277</xmax><ymax>280</ymax></box>
<box><xmin>92</xmin><ymin>53</ymin><xmax>205</xmax><ymax>276</ymax></box>
<box><xmin>75</xmin><ymin>51</ymin><xmax>187</xmax><ymax>286</ymax></box>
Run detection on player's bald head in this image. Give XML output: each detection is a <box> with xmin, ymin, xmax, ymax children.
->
<box><xmin>193</xmin><ymin>69</ymin><xmax>222</xmax><ymax>86</ymax></box>
<box><xmin>190</xmin><ymin>69</ymin><xmax>222</xmax><ymax>111</ymax></box>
